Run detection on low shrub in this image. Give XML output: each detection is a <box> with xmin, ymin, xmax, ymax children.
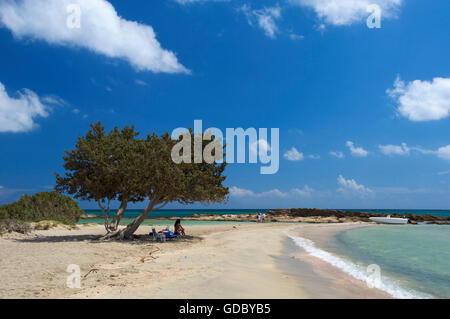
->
<box><xmin>0</xmin><ymin>191</ymin><xmax>84</xmax><ymax>224</ymax></box>
<box><xmin>0</xmin><ymin>219</ymin><xmax>31</xmax><ymax>235</ymax></box>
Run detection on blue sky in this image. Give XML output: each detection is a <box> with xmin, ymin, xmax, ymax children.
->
<box><xmin>1</xmin><ymin>0</ymin><xmax>450</xmax><ymax>209</ymax></box>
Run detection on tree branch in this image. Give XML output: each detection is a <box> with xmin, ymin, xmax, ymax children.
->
<box><xmin>153</xmin><ymin>201</ymin><xmax>169</xmax><ymax>212</ymax></box>
<box><xmin>97</xmin><ymin>199</ymin><xmax>106</xmax><ymax>217</ymax></box>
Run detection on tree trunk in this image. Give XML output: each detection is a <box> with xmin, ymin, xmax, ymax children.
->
<box><xmin>108</xmin><ymin>199</ymin><xmax>128</xmax><ymax>231</ymax></box>
<box><xmin>100</xmin><ymin>200</ymin><xmax>168</xmax><ymax>240</ymax></box>
<box><xmin>120</xmin><ymin>210</ymin><xmax>149</xmax><ymax>239</ymax></box>
<box><xmin>98</xmin><ymin>199</ymin><xmax>111</xmax><ymax>233</ymax></box>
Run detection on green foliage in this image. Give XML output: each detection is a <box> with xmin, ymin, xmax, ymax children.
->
<box><xmin>0</xmin><ymin>191</ymin><xmax>83</xmax><ymax>224</ymax></box>
<box><xmin>55</xmin><ymin>122</ymin><xmax>145</xmax><ymax>205</ymax></box>
<box><xmin>55</xmin><ymin>122</ymin><xmax>229</xmax><ymax>237</ymax></box>
<box><xmin>141</xmin><ymin>131</ymin><xmax>229</xmax><ymax>206</ymax></box>
<box><xmin>56</xmin><ymin>122</ymin><xmax>229</xmax><ymax>208</ymax></box>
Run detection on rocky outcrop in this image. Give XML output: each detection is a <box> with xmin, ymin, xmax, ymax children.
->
<box><xmin>184</xmin><ymin>209</ymin><xmax>450</xmax><ymax>224</ymax></box>
<box><xmin>266</xmin><ymin>209</ymin><xmax>450</xmax><ymax>224</ymax></box>
<box><xmin>80</xmin><ymin>208</ymin><xmax>450</xmax><ymax>224</ymax></box>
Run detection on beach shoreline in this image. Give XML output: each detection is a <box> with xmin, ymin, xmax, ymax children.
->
<box><xmin>0</xmin><ymin>222</ymin><xmax>394</xmax><ymax>299</ymax></box>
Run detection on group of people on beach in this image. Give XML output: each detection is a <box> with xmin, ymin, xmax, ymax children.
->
<box><xmin>257</xmin><ymin>213</ymin><xmax>266</xmax><ymax>223</ymax></box>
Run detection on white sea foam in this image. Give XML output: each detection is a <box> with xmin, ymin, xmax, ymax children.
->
<box><xmin>286</xmin><ymin>232</ymin><xmax>432</xmax><ymax>299</ymax></box>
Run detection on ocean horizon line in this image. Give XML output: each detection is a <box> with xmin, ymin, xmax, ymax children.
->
<box><xmin>82</xmin><ymin>208</ymin><xmax>450</xmax><ymax>211</ymax></box>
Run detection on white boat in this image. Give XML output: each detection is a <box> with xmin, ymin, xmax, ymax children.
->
<box><xmin>370</xmin><ymin>215</ymin><xmax>408</xmax><ymax>225</ymax></box>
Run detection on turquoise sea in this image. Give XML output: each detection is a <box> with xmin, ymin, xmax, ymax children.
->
<box><xmin>335</xmin><ymin>225</ymin><xmax>450</xmax><ymax>298</ymax></box>
<box><xmin>78</xmin><ymin>209</ymin><xmax>270</xmax><ymax>225</ymax></box>
<box><xmin>288</xmin><ymin>225</ymin><xmax>449</xmax><ymax>299</ymax></box>
<box><xmin>82</xmin><ymin>208</ymin><xmax>450</xmax><ymax>219</ymax></box>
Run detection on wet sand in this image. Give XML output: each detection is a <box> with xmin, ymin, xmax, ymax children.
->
<box><xmin>279</xmin><ymin>223</ymin><xmax>392</xmax><ymax>299</ymax></box>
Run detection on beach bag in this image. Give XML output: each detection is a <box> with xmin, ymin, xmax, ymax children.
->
<box><xmin>157</xmin><ymin>233</ymin><xmax>166</xmax><ymax>242</ymax></box>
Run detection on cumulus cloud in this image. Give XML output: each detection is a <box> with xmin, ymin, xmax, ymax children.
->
<box><xmin>379</xmin><ymin>143</ymin><xmax>410</xmax><ymax>156</ymax></box>
<box><xmin>290</xmin><ymin>0</ymin><xmax>403</xmax><ymax>26</ymax></box>
<box><xmin>436</xmin><ymin>146</ymin><xmax>450</xmax><ymax>161</ymax></box>
<box><xmin>330</xmin><ymin>151</ymin><xmax>344</xmax><ymax>158</ymax></box>
<box><xmin>380</xmin><ymin>144</ymin><xmax>450</xmax><ymax>161</ymax></box>
<box><xmin>229</xmin><ymin>185</ymin><xmax>314</xmax><ymax>198</ymax></box>
<box><xmin>346</xmin><ymin>141</ymin><xmax>369</xmax><ymax>157</ymax></box>
<box><xmin>378</xmin><ymin>143</ymin><xmax>450</xmax><ymax>161</ymax></box>
<box><xmin>292</xmin><ymin>185</ymin><xmax>314</xmax><ymax>197</ymax></box>
<box><xmin>0</xmin><ymin>0</ymin><xmax>188</xmax><ymax>74</ymax></box>
<box><xmin>250</xmin><ymin>139</ymin><xmax>271</xmax><ymax>158</ymax></box>
<box><xmin>0</xmin><ymin>82</ymin><xmax>49</xmax><ymax>133</ymax></box>
<box><xmin>284</xmin><ymin>147</ymin><xmax>304</xmax><ymax>161</ymax></box>
<box><xmin>337</xmin><ymin>175</ymin><xmax>372</xmax><ymax>195</ymax></box>
<box><xmin>387</xmin><ymin>76</ymin><xmax>450</xmax><ymax>122</ymax></box>
<box><xmin>229</xmin><ymin>186</ymin><xmax>256</xmax><ymax>197</ymax></box>
<box><xmin>240</xmin><ymin>4</ymin><xmax>282</xmax><ymax>39</ymax></box>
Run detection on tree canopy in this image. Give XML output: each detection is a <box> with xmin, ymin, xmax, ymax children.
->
<box><xmin>56</xmin><ymin>122</ymin><xmax>228</xmax><ymax>239</ymax></box>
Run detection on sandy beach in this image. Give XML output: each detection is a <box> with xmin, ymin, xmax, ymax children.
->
<box><xmin>0</xmin><ymin>222</ymin><xmax>391</xmax><ymax>299</ymax></box>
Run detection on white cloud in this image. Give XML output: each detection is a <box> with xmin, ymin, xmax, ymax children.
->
<box><xmin>284</xmin><ymin>147</ymin><xmax>304</xmax><ymax>161</ymax></box>
<box><xmin>284</xmin><ymin>147</ymin><xmax>319</xmax><ymax>161</ymax></box>
<box><xmin>0</xmin><ymin>0</ymin><xmax>188</xmax><ymax>74</ymax></box>
<box><xmin>230</xmin><ymin>185</ymin><xmax>314</xmax><ymax>198</ymax></box>
<box><xmin>260</xmin><ymin>189</ymin><xmax>289</xmax><ymax>198</ymax></box>
<box><xmin>379</xmin><ymin>143</ymin><xmax>410</xmax><ymax>156</ymax></box>
<box><xmin>175</xmin><ymin>0</ymin><xmax>203</xmax><ymax>3</ymax></box>
<box><xmin>135</xmin><ymin>79</ymin><xmax>148</xmax><ymax>86</ymax></box>
<box><xmin>409</xmin><ymin>146</ymin><xmax>435</xmax><ymax>155</ymax></box>
<box><xmin>330</xmin><ymin>151</ymin><xmax>344</xmax><ymax>158</ymax></box>
<box><xmin>292</xmin><ymin>185</ymin><xmax>314</xmax><ymax>197</ymax></box>
<box><xmin>290</xmin><ymin>0</ymin><xmax>403</xmax><ymax>26</ymax></box>
<box><xmin>289</xmin><ymin>32</ymin><xmax>304</xmax><ymax>40</ymax></box>
<box><xmin>240</xmin><ymin>4</ymin><xmax>282</xmax><ymax>39</ymax></box>
<box><xmin>175</xmin><ymin>0</ymin><xmax>228</xmax><ymax>4</ymax></box>
<box><xmin>378</xmin><ymin>143</ymin><xmax>450</xmax><ymax>161</ymax></box>
<box><xmin>436</xmin><ymin>146</ymin><xmax>450</xmax><ymax>161</ymax></box>
<box><xmin>346</xmin><ymin>141</ymin><xmax>369</xmax><ymax>157</ymax></box>
<box><xmin>41</xmin><ymin>95</ymin><xmax>67</xmax><ymax>106</ymax></box>
<box><xmin>387</xmin><ymin>76</ymin><xmax>450</xmax><ymax>122</ymax></box>
<box><xmin>337</xmin><ymin>175</ymin><xmax>372</xmax><ymax>195</ymax></box>
<box><xmin>380</xmin><ymin>144</ymin><xmax>450</xmax><ymax>161</ymax></box>
<box><xmin>0</xmin><ymin>82</ymin><xmax>49</xmax><ymax>133</ymax></box>
<box><xmin>438</xmin><ymin>170</ymin><xmax>450</xmax><ymax>176</ymax></box>
<box><xmin>229</xmin><ymin>186</ymin><xmax>256</xmax><ymax>197</ymax></box>
<box><xmin>250</xmin><ymin>139</ymin><xmax>271</xmax><ymax>158</ymax></box>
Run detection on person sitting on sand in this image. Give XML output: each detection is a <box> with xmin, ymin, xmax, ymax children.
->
<box><xmin>158</xmin><ymin>227</ymin><xmax>172</xmax><ymax>235</ymax></box>
<box><xmin>174</xmin><ymin>219</ymin><xmax>185</xmax><ymax>236</ymax></box>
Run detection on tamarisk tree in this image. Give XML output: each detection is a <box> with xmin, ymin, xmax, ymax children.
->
<box><xmin>55</xmin><ymin>122</ymin><xmax>145</xmax><ymax>232</ymax></box>
<box><xmin>56</xmin><ymin>123</ymin><xmax>228</xmax><ymax>239</ymax></box>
